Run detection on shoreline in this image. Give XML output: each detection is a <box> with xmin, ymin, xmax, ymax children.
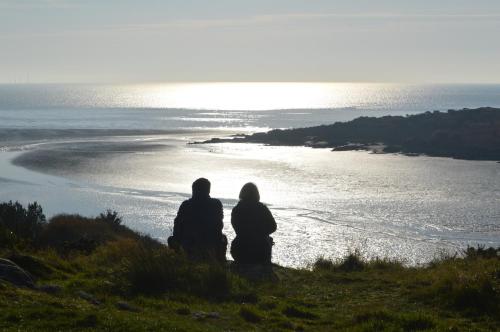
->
<box><xmin>1</xmin><ymin>127</ymin><xmax>499</xmax><ymax>269</ymax></box>
<box><xmin>196</xmin><ymin>107</ymin><xmax>500</xmax><ymax>162</ymax></box>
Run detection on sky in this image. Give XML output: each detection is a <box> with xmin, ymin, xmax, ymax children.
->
<box><xmin>1</xmin><ymin>0</ymin><xmax>500</xmax><ymax>84</ymax></box>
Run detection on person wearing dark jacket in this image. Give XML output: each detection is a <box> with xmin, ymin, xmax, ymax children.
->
<box><xmin>230</xmin><ymin>183</ymin><xmax>277</xmax><ymax>265</ymax></box>
<box><xmin>168</xmin><ymin>178</ymin><xmax>227</xmax><ymax>262</ymax></box>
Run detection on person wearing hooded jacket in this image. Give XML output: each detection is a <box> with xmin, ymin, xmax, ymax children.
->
<box><xmin>230</xmin><ymin>182</ymin><xmax>277</xmax><ymax>265</ymax></box>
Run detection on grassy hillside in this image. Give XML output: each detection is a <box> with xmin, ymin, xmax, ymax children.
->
<box><xmin>1</xmin><ymin>202</ymin><xmax>499</xmax><ymax>331</ymax></box>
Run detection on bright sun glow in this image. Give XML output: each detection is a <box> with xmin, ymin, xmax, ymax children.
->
<box><xmin>131</xmin><ymin>82</ymin><xmax>385</xmax><ymax>111</ymax></box>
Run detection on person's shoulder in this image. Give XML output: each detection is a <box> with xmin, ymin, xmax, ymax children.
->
<box><xmin>209</xmin><ymin>197</ymin><xmax>223</xmax><ymax>207</ymax></box>
<box><xmin>180</xmin><ymin>198</ymin><xmax>194</xmax><ymax>208</ymax></box>
<box><xmin>258</xmin><ymin>202</ymin><xmax>273</xmax><ymax>213</ymax></box>
<box><xmin>258</xmin><ymin>201</ymin><xmax>269</xmax><ymax>209</ymax></box>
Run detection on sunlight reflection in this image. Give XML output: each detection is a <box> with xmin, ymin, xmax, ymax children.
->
<box><xmin>133</xmin><ymin>82</ymin><xmax>386</xmax><ymax>110</ymax></box>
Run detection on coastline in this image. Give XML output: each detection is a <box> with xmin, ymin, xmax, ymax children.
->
<box><xmin>1</xmin><ymin>128</ymin><xmax>500</xmax><ymax>268</ymax></box>
<box><xmin>197</xmin><ymin>108</ymin><xmax>500</xmax><ymax>162</ymax></box>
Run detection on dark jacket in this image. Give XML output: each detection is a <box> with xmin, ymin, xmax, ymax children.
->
<box><xmin>230</xmin><ymin>201</ymin><xmax>276</xmax><ymax>264</ymax></box>
<box><xmin>170</xmin><ymin>195</ymin><xmax>226</xmax><ymax>261</ymax></box>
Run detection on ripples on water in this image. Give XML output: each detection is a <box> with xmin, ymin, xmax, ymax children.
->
<box><xmin>0</xmin><ymin>83</ymin><xmax>499</xmax><ymax>267</ymax></box>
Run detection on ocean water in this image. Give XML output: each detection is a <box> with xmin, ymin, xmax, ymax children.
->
<box><xmin>0</xmin><ymin>83</ymin><xmax>499</xmax><ymax>267</ymax></box>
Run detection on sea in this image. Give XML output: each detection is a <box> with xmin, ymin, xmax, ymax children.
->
<box><xmin>0</xmin><ymin>83</ymin><xmax>499</xmax><ymax>267</ymax></box>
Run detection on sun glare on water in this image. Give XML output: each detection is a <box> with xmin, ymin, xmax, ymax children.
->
<box><xmin>132</xmin><ymin>82</ymin><xmax>375</xmax><ymax>110</ymax></box>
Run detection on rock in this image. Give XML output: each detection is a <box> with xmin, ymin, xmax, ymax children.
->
<box><xmin>192</xmin><ymin>311</ymin><xmax>206</xmax><ymax>320</ymax></box>
<box><xmin>7</xmin><ymin>253</ymin><xmax>53</xmax><ymax>279</ymax></box>
<box><xmin>77</xmin><ymin>290</ymin><xmax>101</xmax><ymax>305</ymax></box>
<box><xmin>331</xmin><ymin>144</ymin><xmax>367</xmax><ymax>151</ymax></box>
<box><xmin>116</xmin><ymin>301</ymin><xmax>140</xmax><ymax>312</ymax></box>
<box><xmin>0</xmin><ymin>258</ymin><xmax>35</xmax><ymax>288</ymax></box>
<box><xmin>192</xmin><ymin>311</ymin><xmax>221</xmax><ymax>320</ymax></box>
<box><xmin>37</xmin><ymin>284</ymin><xmax>62</xmax><ymax>294</ymax></box>
<box><xmin>206</xmin><ymin>312</ymin><xmax>221</xmax><ymax>319</ymax></box>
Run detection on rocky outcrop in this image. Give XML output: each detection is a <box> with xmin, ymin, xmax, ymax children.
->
<box><xmin>0</xmin><ymin>258</ymin><xmax>35</xmax><ymax>288</ymax></box>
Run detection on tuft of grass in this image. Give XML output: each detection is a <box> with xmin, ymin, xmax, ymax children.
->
<box><xmin>239</xmin><ymin>306</ymin><xmax>262</xmax><ymax>323</ymax></box>
<box><xmin>114</xmin><ymin>243</ymin><xmax>252</xmax><ymax>300</ymax></box>
<box><xmin>353</xmin><ymin>310</ymin><xmax>436</xmax><ymax>331</ymax></box>
<box><xmin>337</xmin><ymin>251</ymin><xmax>366</xmax><ymax>271</ymax></box>
<box><xmin>400</xmin><ymin>312</ymin><xmax>436</xmax><ymax>331</ymax></box>
<box><xmin>312</xmin><ymin>257</ymin><xmax>335</xmax><ymax>271</ymax></box>
<box><xmin>433</xmin><ymin>271</ymin><xmax>498</xmax><ymax>313</ymax></box>
<box><xmin>282</xmin><ymin>305</ymin><xmax>318</xmax><ymax>320</ymax></box>
<box><xmin>75</xmin><ymin>314</ymin><xmax>98</xmax><ymax>328</ymax></box>
<box><xmin>313</xmin><ymin>250</ymin><xmax>366</xmax><ymax>272</ymax></box>
<box><xmin>412</xmin><ymin>255</ymin><xmax>500</xmax><ymax>317</ymax></box>
<box><xmin>367</xmin><ymin>257</ymin><xmax>404</xmax><ymax>270</ymax></box>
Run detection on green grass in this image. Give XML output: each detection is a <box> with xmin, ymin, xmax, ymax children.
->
<box><xmin>1</xmin><ymin>244</ymin><xmax>498</xmax><ymax>331</ymax></box>
<box><xmin>1</xmin><ymin>204</ymin><xmax>499</xmax><ymax>331</ymax></box>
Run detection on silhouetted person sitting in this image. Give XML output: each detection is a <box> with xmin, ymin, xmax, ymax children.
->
<box><xmin>230</xmin><ymin>183</ymin><xmax>277</xmax><ymax>265</ymax></box>
<box><xmin>168</xmin><ymin>178</ymin><xmax>227</xmax><ymax>262</ymax></box>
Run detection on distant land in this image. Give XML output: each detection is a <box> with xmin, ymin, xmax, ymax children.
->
<box><xmin>199</xmin><ymin>107</ymin><xmax>500</xmax><ymax>161</ymax></box>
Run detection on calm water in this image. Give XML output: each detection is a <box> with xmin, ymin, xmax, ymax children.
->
<box><xmin>1</xmin><ymin>83</ymin><xmax>499</xmax><ymax>267</ymax></box>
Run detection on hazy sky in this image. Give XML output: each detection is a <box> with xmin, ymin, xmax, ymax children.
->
<box><xmin>1</xmin><ymin>0</ymin><xmax>500</xmax><ymax>83</ymax></box>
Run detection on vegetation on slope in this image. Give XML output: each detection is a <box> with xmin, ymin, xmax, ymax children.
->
<box><xmin>1</xmin><ymin>201</ymin><xmax>499</xmax><ymax>331</ymax></box>
<box><xmin>201</xmin><ymin>108</ymin><xmax>500</xmax><ymax>161</ymax></box>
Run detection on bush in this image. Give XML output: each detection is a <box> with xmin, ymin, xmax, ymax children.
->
<box><xmin>0</xmin><ymin>224</ymin><xmax>17</xmax><ymax>249</ymax></box>
<box><xmin>463</xmin><ymin>246</ymin><xmax>499</xmax><ymax>259</ymax></box>
<box><xmin>37</xmin><ymin>213</ymin><xmax>158</xmax><ymax>255</ymax></box>
<box><xmin>0</xmin><ymin>201</ymin><xmax>46</xmax><ymax>243</ymax></box>
<box><xmin>97</xmin><ymin>210</ymin><xmax>122</xmax><ymax>228</ymax></box>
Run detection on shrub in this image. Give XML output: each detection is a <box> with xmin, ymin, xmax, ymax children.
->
<box><xmin>37</xmin><ymin>214</ymin><xmax>108</xmax><ymax>254</ymax></box>
<box><xmin>97</xmin><ymin>210</ymin><xmax>122</xmax><ymax>228</ymax></box>
<box><xmin>37</xmin><ymin>214</ymin><xmax>155</xmax><ymax>254</ymax></box>
<box><xmin>0</xmin><ymin>223</ymin><xmax>17</xmax><ymax>249</ymax></box>
<box><xmin>463</xmin><ymin>246</ymin><xmax>499</xmax><ymax>260</ymax></box>
<box><xmin>0</xmin><ymin>201</ymin><xmax>46</xmax><ymax>242</ymax></box>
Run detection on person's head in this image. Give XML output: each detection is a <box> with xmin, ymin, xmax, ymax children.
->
<box><xmin>239</xmin><ymin>182</ymin><xmax>260</xmax><ymax>202</ymax></box>
<box><xmin>192</xmin><ymin>178</ymin><xmax>211</xmax><ymax>198</ymax></box>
